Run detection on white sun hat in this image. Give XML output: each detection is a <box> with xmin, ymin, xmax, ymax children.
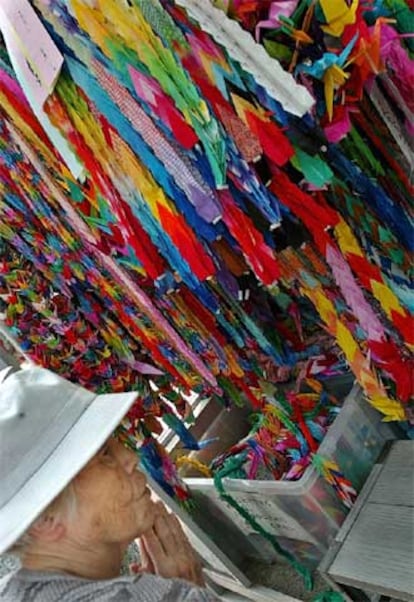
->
<box><xmin>0</xmin><ymin>365</ymin><xmax>140</xmax><ymax>554</ymax></box>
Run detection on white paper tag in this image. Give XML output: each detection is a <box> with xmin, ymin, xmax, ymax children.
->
<box><xmin>0</xmin><ymin>0</ymin><xmax>84</xmax><ymax>179</ymax></box>
<box><xmin>0</xmin><ymin>0</ymin><xmax>63</xmax><ymax>106</ymax></box>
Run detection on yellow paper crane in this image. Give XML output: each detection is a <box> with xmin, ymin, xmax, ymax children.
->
<box><xmin>320</xmin><ymin>0</ymin><xmax>359</xmax><ymax>38</ymax></box>
<box><xmin>323</xmin><ymin>63</ymin><xmax>350</xmax><ymax>121</ymax></box>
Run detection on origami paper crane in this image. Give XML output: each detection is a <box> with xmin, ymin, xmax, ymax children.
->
<box><xmin>255</xmin><ymin>0</ymin><xmax>300</xmax><ymax>41</ymax></box>
<box><xmin>297</xmin><ymin>34</ymin><xmax>358</xmax><ymax>120</ymax></box>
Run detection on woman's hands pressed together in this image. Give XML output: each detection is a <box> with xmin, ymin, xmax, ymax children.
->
<box><xmin>135</xmin><ymin>502</ymin><xmax>205</xmax><ymax>587</ymax></box>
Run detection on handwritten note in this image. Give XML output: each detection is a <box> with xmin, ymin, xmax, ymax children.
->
<box><xmin>0</xmin><ymin>0</ymin><xmax>63</xmax><ymax>105</ymax></box>
<box><xmin>0</xmin><ymin>0</ymin><xmax>84</xmax><ymax>179</ymax></box>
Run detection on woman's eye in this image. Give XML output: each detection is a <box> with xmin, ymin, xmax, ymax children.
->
<box><xmin>101</xmin><ymin>445</ymin><xmax>111</xmax><ymax>457</ymax></box>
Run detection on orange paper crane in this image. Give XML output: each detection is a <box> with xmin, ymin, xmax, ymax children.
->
<box><xmin>343</xmin><ymin>18</ymin><xmax>396</xmax><ymax>93</ymax></box>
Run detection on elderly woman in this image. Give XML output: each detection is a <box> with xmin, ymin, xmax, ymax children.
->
<box><xmin>0</xmin><ymin>366</ymin><xmax>218</xmax><ymax>601</ymax></box>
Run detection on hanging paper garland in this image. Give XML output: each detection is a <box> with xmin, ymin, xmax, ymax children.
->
<box><xmin>0</xmin><ymin>0</ymin><xmax>413</xmax><ymax>503</ymax></box>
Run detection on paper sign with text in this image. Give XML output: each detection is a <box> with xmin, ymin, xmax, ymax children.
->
<box><xmin>0</xmin><ymin>0</ymin><xmax>63</xmax><ymax>106</ymax></box>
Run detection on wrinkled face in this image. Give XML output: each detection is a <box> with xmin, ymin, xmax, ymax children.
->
<box><xmin>70</xmin><ymin>438</ymin><xmax>157</xmax><ymax>545</ymax></box>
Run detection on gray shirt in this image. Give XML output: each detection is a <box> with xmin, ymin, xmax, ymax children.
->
<box><xmin>0</xmin><ymin>568</ymin><xmax>219</xmax><ymax>601</ymax></box>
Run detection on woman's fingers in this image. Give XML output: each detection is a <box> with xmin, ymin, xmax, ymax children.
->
<box><xmin>141</xmin><ymin>529</ymin><xmax>167</xmax><ymax>575</ymax></box>
<box><xmin>162</xmin><ymin>514</ymin><xmax>204</xmax><ymax>585</ymax></box>
<box><xmin>138</xmin><ymin>506</ymin><xmax>204</xmax><ymax>586</ymax></box>
<box><xmin>137</xmin><ymin>536</ymin><xmax>155</xmax><ymax>573</ymax></box>
<box><xmin>154</xmin><ymin>514</ymin><xmax>177</xmax><ymax>553</ymax></box>
<box><xmin>168</xmin><ymin>512</ymin><xmax>187</xmax><ymax>542</ymax></box>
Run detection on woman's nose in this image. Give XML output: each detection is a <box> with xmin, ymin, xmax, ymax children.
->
<box><xmin>112</xmin><ymin>439</ymin><xmax>138</xmax><ymax>474</ymax></box>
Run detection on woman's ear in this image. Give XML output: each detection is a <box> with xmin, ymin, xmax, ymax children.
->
<box><xmin>28</xmin><ymin>513</ymin><xmax>66</xmax><ymax>543</ymax></box>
